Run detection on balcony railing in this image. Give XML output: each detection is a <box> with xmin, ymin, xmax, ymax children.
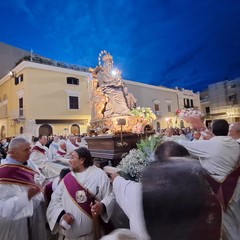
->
<box><xmin>19</xmin><ymin>108</ymin><xmax>24</xmax><ymax>117</ymax></box>
<box><xmin>15</xmin><ymin>54</ymin><xmax>90</xmax><ymax>73</ymax></box>
<box><xmin>10</xmin><ymin>108</ymin><xmax>25</xmax><ymax>121</ymax></box>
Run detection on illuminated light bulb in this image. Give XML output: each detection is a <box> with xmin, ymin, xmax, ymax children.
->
<box><xmin>111</xmin><ymin>70</ymin><xmax>117</xmax><ymax>75</ymax></box>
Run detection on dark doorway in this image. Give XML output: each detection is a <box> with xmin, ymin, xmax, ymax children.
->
<box><xmin>39</xmin><ymin>124</ymin><xmax>53</xmax><ymax>136</ymax></box>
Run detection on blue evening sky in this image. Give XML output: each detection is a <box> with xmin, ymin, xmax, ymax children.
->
<box><xmin>1</xmin><ymin>0</ymin><xmax>240</xmax><ymax>92</ymax></box>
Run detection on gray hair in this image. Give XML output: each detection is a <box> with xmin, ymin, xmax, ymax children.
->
<box><xmin>8</xmin><ymin>137</ymin><xmax>30</xmax><ymax>151</ymax></box>
<box><xmin>231</xmin><ymin>122</ymin><xmax>240</xmax><ymax>133</ymax></box>
<box><xmin>59</xmin><ymin>140</ymin><xmax>66</xmax><ymax>146</ymax></box>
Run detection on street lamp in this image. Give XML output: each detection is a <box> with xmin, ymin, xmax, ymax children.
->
<box><xmin>8</xmin><ymin>71</ymin><xmax>16</xmax><ymax>78</ymax></box>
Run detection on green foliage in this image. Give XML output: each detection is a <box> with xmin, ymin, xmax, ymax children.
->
<box><xmin>130</xmin><ymin>107</ymin><xmax>156</xmax><ymax>122</ymax></box>
<box><xmin>117</xmin><ymin>135</ymin><xmax>163</xmax><ymax>181</ymax></box>
<box><xmin>136</xmin><ymin>135</ymin><xmax>163</xmax><ymax>158</ymax></box>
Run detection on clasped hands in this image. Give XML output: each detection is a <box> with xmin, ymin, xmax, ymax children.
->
<box><xmin>60</xmin><ymin>200</ymin><xmax>104</xmax><ymax>229</ymax></box>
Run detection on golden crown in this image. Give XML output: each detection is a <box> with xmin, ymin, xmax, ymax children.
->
<box><xmin>102</xmin><ymin>53</ymin><xmax>113</xmax><ymax>62</ymax></box>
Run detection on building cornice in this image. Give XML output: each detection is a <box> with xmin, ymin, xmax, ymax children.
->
<box><xmin>0</xmin><ymin>61</ymin><xmax>90</xmax><ymax>85</ymax></box>
<box><xmin>123</xmin><ymin>79</ymin><xmax>178</xmax><ymax>93</ymax></box>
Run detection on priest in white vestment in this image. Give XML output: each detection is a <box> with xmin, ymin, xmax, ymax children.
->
<box><xmin>0</xmin><ymin>137</ymin><xmax>48</xmax><ymax>240</ymax></box>
<box><xmin>66</xmin><ymin>135</ymin><xmax>78</xmax><ymax>154</ymax></box>
<box><xmin>30</xmin><ymin>135</ymin><xmax>57</xmax><ymax>177</ymax></box>
<box><xmin>178</xmin><ymin>119</ymin><xmax>240</xmax><ymax>240</ymax></box>
<box><xmin>47</xmin><ymin>147</ymin><xmax>115</xmax><ymax>240</ymax></box>
<box><xmin>55</xmin><ymin>140</ymin><xmax>68</xmax><ymax>159</ymax></box>
<box><xmin>30</xmin><ymin>135</ymin><xmax>52</xmax><ymax>167</ymax></box>
<box><xmin>49</xmin><ymin>136</ymin><xmax>60</xmax><ymax>160</ymax></box>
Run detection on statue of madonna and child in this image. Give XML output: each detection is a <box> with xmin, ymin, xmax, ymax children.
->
<box><xmin>89</xmin><ymin>50</ymin><xmax>138</xmax><ymax>133</ymax></box>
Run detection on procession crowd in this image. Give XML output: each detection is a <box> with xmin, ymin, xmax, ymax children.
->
<box><xmin>0</xmin><ymin>120</ymin><xmax>240</xmax><ymax>240</ymax></box>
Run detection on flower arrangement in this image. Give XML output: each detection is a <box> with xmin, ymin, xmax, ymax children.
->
<box><xmin>117</xmin><ymin>135</ymin><xmax>163</xmax><ymax>181</ymax></box>
<box><xmin>130</xmin><ymin>107</ymin><xmax>156</xmax><ymax>122</ymax></box>
<box><xmin>136</xmin><ymin>135</ymin><xmax>163</xmax><ymax>158</ymax></box>
<box><xmin>132</xmin><ymin>122</ymin><xmax>144</xmax><ymax>134</ymax></box>
<box><xmin>117</xmin><ymin>149</ymin><xmax>147</xmax><ymax>181</ymax></box>
<box><xmin>176</xmin><ymin>108</ymin><xmax>204</xmax><ymax>119</ymax></box>
<box><xmin>176</xmin><ymin>108</ymin><xmax>205</xmax><ymax>130</ymax></box>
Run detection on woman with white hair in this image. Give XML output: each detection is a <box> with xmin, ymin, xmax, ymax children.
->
<box><xmin>55</xmin><ymin>140</ymin><xmax>68</xmax><ymax>159</ymax></box>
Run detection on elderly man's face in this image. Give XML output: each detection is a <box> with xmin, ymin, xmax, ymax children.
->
<box><xmin>60</xmin><ymin>143</ymin><xmax>66</xmax><ymax>150</ymax></box>
<box><xmin>10</xmin><ymin>142</ymin><xmax>31</xmax><ymax>163</ymax></box>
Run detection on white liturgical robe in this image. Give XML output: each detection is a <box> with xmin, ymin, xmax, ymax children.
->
<box><xmin>0</xmin><ymin>158</ymin><xmax>47</xmax><ymax>240</ymax></box>
<box><xmin>178</xmin><ymin>136</ymin><xmax>240</xmax><ymax>181</ymax></box>
<box><xmin>178</xmin><ymin>136</ymin><xmax>240</xmax><ymax>240</ymax></box>
<box><xmin>112</xmin><ymin>176</ymin><xmax>150</xmax><ymax>240</ymax></box>
<box><xmin>47</xmin><ymin>165</ymin><xmax>115</xmax><ymax>240</ymax></box>
<box><xmin>30</xmin><ymin>141</ymin><xmax>52</xmax><ymax>168</ymax></box>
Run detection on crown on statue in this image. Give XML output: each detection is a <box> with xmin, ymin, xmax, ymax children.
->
<box><xmin>102</xmin><ymin>53</ymin><xmax>113</xmax><ymax>62</ymax></box>
<box><xmin>98</xmin><ymin>50</ymin><xmax>114</xmax><ymax>67</ymax></box>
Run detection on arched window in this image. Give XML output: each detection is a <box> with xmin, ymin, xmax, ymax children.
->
<box><xmin>0</xmin><ymin>125</ymin><xmax>6</xmax><ymax>139</ymax></box>
<box><xmin>20</xmin><ymin>126</ymin><xmax>24</xmax><ymax>134</ymax></box>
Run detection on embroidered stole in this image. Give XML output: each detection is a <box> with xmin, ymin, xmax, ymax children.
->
<box><xmin>57</xmin><ymin>150</ymin><xmax>66</xmax><ymax>156</ymax></box>
<box><xmin>63</xmin><ymin>173</ymin><xmax>95</xmax><ymax>219</ymax></box>
<box><xmin>207</xmin><ymin>165</ymin><xmax>240</xmax><ymax>210</ymax></box>
<box><xmin>31</xmin><ymin>145</ymin><xmax>46</xmax><ymax>154</ymax></box>
<box><xmin>44</xmin><ymin>181</ymin><xmax>53</xmax><ymax>203</ymax></box>
<box><xmin>0</xmin><ymin>164</ymin><xmax>39</xmax><ymax>188</ymax></box>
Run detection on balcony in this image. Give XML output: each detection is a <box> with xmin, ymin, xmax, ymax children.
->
<box><xmin>10</xmin><ymin>108</ymin><xmax>25</xmax><ymax>122</ymax></box>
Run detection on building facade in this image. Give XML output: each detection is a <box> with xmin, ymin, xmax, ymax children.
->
<box><xmin>0</xmin><ymin>60</ymin><xmax>91</xmax><ymax>140</ymax></box>
<box><xmin>200</xmin><ymin>78</ymin><xmax>240</xmax><ymax>126</ymax></box>
<box><xmin>125</xmin><ymin>82</ymin><xmax>200</xmax><ymax>130</ymax></box>
<box><xmin>0</xmin><ymin>44</ymin><xmax>201</xmax><ymax>139</ymax></box>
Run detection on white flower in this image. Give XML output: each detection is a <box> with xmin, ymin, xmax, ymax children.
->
<box><xmin>132</xmin><ymin>123</ymin><xmax>144</xmax><ymax>134</ymax></box>
<box><xmin>177</xmin><ymin>108</ymin><xmax>204</xmax><ymax>119</ymax></box>
<box><xmin>117</xmin><ymin>149</ymin><xmax>149</xmax><ymax>181</ymax></box>
<box><xmin>117</xmin><ymin>136</ymin><xmax>163</xmax><ymax>181</ymax></box>
<box><xmin>130</xmin><ymin>107</ymin><xmax>156</xmax><ymax>122</ymax></box>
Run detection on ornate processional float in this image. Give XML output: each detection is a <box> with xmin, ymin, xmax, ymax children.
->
<box><xmin>86</xmin><ymin>50</ymin><xmax>156</xmax><ymax>165</ymax></box>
